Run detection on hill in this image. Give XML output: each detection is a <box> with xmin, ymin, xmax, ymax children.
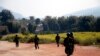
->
<box><xmin>65</xmin><ymin>6</ymin><xmax>100</xmax><ymax>17</ymax></box>
<box><xmin>0</xmin><ymin>7</ymin><xmax>23</xmax><ymax>19</ymax></box>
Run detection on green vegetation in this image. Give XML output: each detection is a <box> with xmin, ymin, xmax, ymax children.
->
<box><xmin>74</xmin><ymin>32</ymin><xmax>100</xmax><ymax>45</ymax></box>
<box><xmin>1</xmin><ymin>9</ymin><xmax>100</xmax><ymax>35</ymax></box>
<box><xmin>0</xmin><ymin>32</ymin><xmax>100</xmax><ymax>46</ymax></box>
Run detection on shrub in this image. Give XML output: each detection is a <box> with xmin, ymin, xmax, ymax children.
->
<box><xmin>1</xmin><ymin>35</ymin><xmax>15</xmax><ymax>42</ymax></box>
<box><xmin>1</xmin><ymin>32</ymin><xmax>100</xmax><ymax>46</ymax></box>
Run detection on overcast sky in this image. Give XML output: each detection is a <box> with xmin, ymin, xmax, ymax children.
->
<box><xmin>0</xmin><ymin>0</ymin><xmax>100</xmax><ymax>18</ymax></box>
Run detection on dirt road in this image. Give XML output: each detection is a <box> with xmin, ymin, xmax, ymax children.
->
<box><xmin>0</xmin><ymin>41</ymin><xmax>100</xmax><ymax>56</ymax></box>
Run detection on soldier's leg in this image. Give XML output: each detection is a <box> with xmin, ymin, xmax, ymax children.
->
<box><xmin>56</xmin><ymin>40</ymin><xmax>58</xmax><ymax>47</ymax></box>
<box><xmin>37</xmin><ymin>44</ymin><xmax>39</xmax><ymax>49</ymax></box>
<box><xmin>16</xmin><ymin>42</ymin><xmax>18</xmax><ymax>47</ymax></box>
<box><xmin>17</xmin><ymin>42</ymin><xmax>19</xmax><ymax>47</ymax></box>
<box><xmin>15</xmin><ymin>42</ymin><xmax>17</xmax><ymax>47</ymax></box>
<box><xmin>35</xmin><ymin>43</ymin><xmax>37</xmax><ymax>49</ymax></box>
<box><xmin>67</xmin><ymin>54</ymin><xmax>70</xmax><ymax>56</ymax></box>
<box><xmin>57</xmin><ymin>41</ymin><xmax>59</xmax><ymax>47</ymax></box>
<box><xmin>36</xmin><ymin>43</ymin><xmax>39</xmax><ymax>49</ymax></box>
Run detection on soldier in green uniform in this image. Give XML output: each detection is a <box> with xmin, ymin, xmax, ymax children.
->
<box><xmin>63</xmin><ymin>32</ymin><xmax>75</xmax><ymax>56</ymax></box>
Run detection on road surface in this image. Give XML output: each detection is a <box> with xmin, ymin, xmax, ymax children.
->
<box><xmin>0</xmin><ymin>41</ymin><xmax>100</xmax><ymax>56</ymax></box>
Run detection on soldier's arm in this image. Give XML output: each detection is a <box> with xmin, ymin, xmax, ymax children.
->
<box><xmin>63</xmin><ymin>39</ymin><xmax>66</xmax><ymax>46</ymax></box>
<box><xmin>38</xmin><ymin>37</ymin><xmax>39</xmax><ymax>41</ymax></box>
<box><xmin>55</xmin><ymin>37</ymin><xmax>56</xmax><ymax>40</ymax></box>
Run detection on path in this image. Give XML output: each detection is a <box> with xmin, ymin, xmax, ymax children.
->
<box><xmin>0</xmin><ymin>41</ymin><xmax>100</xmax><ymax>56</ymax></box>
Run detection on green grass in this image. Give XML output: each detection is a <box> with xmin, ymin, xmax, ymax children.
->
<box><xmin>1</xmin><ymin>32</ymin><xmax>100</xmax><ymax>46</ymax></box>
<box><xmin>74</xmin><ymin>32</ymin><xmax>100</xmax><ymax>45</ymax></box>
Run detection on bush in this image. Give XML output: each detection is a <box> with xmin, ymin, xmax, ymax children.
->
<box><xmin>1</xmin><ymin>35</ymin><xmax>15</xmax><ymax>42</ymax></box>
<box><xmin>1</xmin><ymin>32</ymin><xmax>100</xmax><ymax>46</ymax></box>
<box><xmin>74</xmin><ymin>32</ymin><xmax>100</xmax><ymax>45</ymax></box>
<box><xmin>19</xmin><ymin>36</ymin><xmax>33</xmax><ymax>43</ymax></box>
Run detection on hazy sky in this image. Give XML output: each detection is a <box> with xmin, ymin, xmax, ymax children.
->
<box><xmin>0</xmin><ymin>0</ymin><xmax>100</xmax><ymax>18</ymax></box>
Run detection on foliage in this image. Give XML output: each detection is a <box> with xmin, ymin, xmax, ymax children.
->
<box><xmin>95</xmin><ymin>17</ymin><xmax>100</xmax><ymax>31</ymax></box>
<box><xmin>1</xmin><ymin>32</ymin><xmax>100</xmax><ymax>46</ymax></box>
<box><xmin>0</xmin><ymin>9</ymin><xmax>100</xmax><ymax>35</ymax></box>
<box><xmin>28</xmin><ymin>23</ymin><xmax>36</xmax><ymax>33</ymax></box>
<box><xmin>0</xmin><ymin>9</ymin><xmax>14</xmax><ymax>22</ymax></box>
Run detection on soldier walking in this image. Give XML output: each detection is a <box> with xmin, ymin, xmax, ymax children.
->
<box><xmin>34</xmin><ymin>34</ymin><xmax>39</xmax><ymax>49</ymax></box>
<box><xmin>14</xmin><ymin>35</ymin><xmax>19</xmax><ymax>47</ymax></box>
<box><xmin>63</xmin><ymin>32</ymin><xmax>75</xmax><ymax>56</ymax></box>
<box><xmin>55</xmin><ymin>33</ymin><xmax>60</xmax><ymax>47</ymax></box>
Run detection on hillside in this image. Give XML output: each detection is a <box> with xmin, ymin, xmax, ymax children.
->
<box><xmin>65</xmin><ymin>6</ymin><xmax>100</xmax><ymax>17</ymax></box>
<box><xmin>0</xmin><ymin>7</ymin><xmax>23</xmax><ymax>19</ymax></box>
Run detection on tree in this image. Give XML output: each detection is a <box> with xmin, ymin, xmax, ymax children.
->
<box><xmin>58</xmin><ymin>16</ymin><xmax>66</xmax><ymax>32</ymax></box>
<box><xmin>35</xmin><ymin>18</ymin><xmax>41</xmax><ymax>25</ymax></box>
<box><xmin>30</xmin><ymin>16</ymin><xmax>34</xmax><ymax>20</ymax></box>
<box><xmin>65</xmin><ymin>16</ymin><xmax>77</xmax><ymax>32</ymax></box>
<box><xmin>12</xmin><ymin>22</ymin><xmax>21</xmax><ymax>33</ymax></box>
<box><xmin>44</xmin><ymin>16</ymin><xmax>60</xmax><ymax>33</ymax></box>
<box><xmin>77</xmin><ymin>16</ymin><xmax>94</xmax><ymax>31</ymax></box>
<box><xmin>0</xmin><ymin>9</ymin><xmax>14</xmax><ymax>23</ymax></box>
<box><xmin>20</xmin><ymin>27</ymin><xmax>27</xmax><ymax>34</ymax></box>
<box><xmin>28</xmin><ymin>23</ymin><xmax>36</xmax><ymax>33</ymax></box>
<box><xmin>52</xmin><ymin>17</ymin><xmax>60</xmax><ymax>33</ymax></box>
<box><xmin>44</xmin><ymin>16</ymin><xmax>52</xmax><ymax>31</ymax></box>
<box><xmin>42</xmin><ymin>21</ymin><xmax>49</xmax><ymax>31</ymax></box>
<box><xmin>95</xmin><ymin>17</ymin><xmax>100</xmax><ymax>31</ymax></box>
<box><xmin>29</xmin><ymin>16</ymin><xmax>35</xmax><ymax>24</ymax></box>
<box><xmin>0</xmin><ymin>9</ymin><xmax>15</xmax><ymax>33</ymax></box>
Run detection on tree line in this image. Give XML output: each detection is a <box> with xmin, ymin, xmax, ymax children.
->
<box><xmin>0</xmin><ymin>9</ymin><xmax>100</xmax><ymax>35</ymax></box>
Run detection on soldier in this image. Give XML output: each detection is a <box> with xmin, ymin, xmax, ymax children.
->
<box><xmin>14</xmin><ymin>35</ymin><xmax>19</xmax><ymax>47</ymax></box>
<box><xmin>69</xmin><ymin>32</ymin><xmax>75</xmax><ymax>55</ymax></box>
<box><xmin>63</xmin><ymin>32</ymin><xmax>75</xmax><ymax>56</ymax></box>
<box><xmin>34</xmin><ymin>34</ymin><xmax>39</xmax><ymax>49</ymax></box>
<box><xmin>0</xmin><ymin>35</ymin><xmax>2</xmax><ymax>39</ymax></box>
<box><xmin>55</xmin><ymin>33</ymin><xmax>60</xmax><ymax>47</ymax></box>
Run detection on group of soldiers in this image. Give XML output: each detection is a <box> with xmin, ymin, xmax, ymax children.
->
<box><xmin>13</xmin><ymin>34</ymin><xmax>39</xmax><ymax>49</ymax></box>
<box><xmin>55</xmin><ymin>32</ymin><xmax>75</xmax><ymax>56</ymax></box>
<box><xmin>14</xmin><ymin>32</ymin><xmax>75</xmax><ymax>56</ymax></box>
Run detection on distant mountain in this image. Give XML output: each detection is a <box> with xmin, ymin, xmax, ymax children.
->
<box><xmin>12</xmin><ymin>12</ymin><xmax>24</xmax><ymax>19</ymax></box>
<box><xmin>0</xmin><ymin>7</ymin><xmax>4</xmax><ymax>11</ymax></box>
<box><xmin>65</xmin><ymin>6</ymin><xmax>100</xmax><ymax>17</ymax></box>
<box><xmin>0</xmin><ymin>7</ymin><xmax>24</xmax><ymax>19</ymax></box>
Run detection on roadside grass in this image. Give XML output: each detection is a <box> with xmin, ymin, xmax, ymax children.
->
<box><xmin>1</xmin><ymin>32</ymin><xmax>100</xmax><ymax>46</ymax></box>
